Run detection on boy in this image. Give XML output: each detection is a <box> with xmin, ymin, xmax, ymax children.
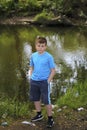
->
<box><xmin>29</xmin><ymin>36</ymin><xmax>55</xmax><ymax>128</ymax></box>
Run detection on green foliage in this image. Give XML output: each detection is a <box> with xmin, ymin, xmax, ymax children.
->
<box><xmin>0</xmin><ymin>0</ymin><xmax>41</xmax><ymax>17</ymax></box>
<box><xmin>57</xmin><ymin>81</ymin><xmax>87</xmax><ymax>109</ymax></box>
<box><xmin>34</xmin><ymin>10</ymin><xmax>54</xmax><ymax>23</ymax></box>
<box><xmin>0</xmin><ymin>99</ymin><xmax>33</xmax><ymax>119</ymax></box>
<box><xmin>0</xmin><ymin>0</ymin><xmax>87</xmax><ymax>18</ymax></box>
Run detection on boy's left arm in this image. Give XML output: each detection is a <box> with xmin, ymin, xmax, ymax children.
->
<box><xmin>48</xmin><ymin>68</ymin><xmax>55</xmax><ymax>83</ymax></box>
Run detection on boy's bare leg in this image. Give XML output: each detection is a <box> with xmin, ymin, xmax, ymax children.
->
<box><xmin>34</xmin><ymin>101</ymin><xmax>52</xmax><ymax>116</ymax></box>
<box><xmin>46</xmin><ymin>104</ymin><xmax>52</xmax><ymax>116</ymax></box>
<box><xmin>34</xmin><ymin>101</ymin><xmax>41</xmax><ymax>112</ymax></box>
<box><xmin>46</xmin><ymin>104</ymin><xmax>54</xmax><ymax>128</ymax></box>
<box><xmin>31</xmin><ymin>101</ymin><xmax>43</xmax><ymax>121</ymax></box>
<box><xmin>34</xmin><ymin>102</ymin><xmax>52</xmax><ymax>116</ymax></box>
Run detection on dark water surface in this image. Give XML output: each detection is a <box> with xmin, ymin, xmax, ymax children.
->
<box><xmin>0</xmin><ymin>25</ymin><xmax>87</xmax><ymax>101</ymax></box>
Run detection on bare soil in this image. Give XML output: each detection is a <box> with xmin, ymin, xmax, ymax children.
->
<box><xmin>0</xmin><ymin>108</ymin><xmax>87</xmax><ymax>130</ymax></box>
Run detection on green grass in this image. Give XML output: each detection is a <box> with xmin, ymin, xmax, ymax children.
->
<box><xmin>57</xmin><ymin>81</ymin><xmax>87</xmax><ymax>109</ymax></box>
<box><xmin>0</xmin><ymin>99</ymin><xmax>34</xmax><ymax>119</ymax></box>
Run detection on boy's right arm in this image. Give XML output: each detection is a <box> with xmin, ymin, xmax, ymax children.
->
<box><xmin>29</xmin><ymin>67</ymin><xmax>33</xmax><ymax>79</ymax></box>
<box><xmin>29</xmin><ymin>54</ymin><xmax>34</xmax><ymax>79</ymax></box>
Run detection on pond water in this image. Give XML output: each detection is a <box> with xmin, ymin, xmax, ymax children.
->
<box><xmin>0</xmin><ymin>25</ymin><xmax>87</xmax><ymax>101</ymax></box>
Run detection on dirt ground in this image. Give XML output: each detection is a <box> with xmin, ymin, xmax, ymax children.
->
<box><xmin>0</xmin><ymin>108</ymin><xmax>87</xmax><ymax>130</ymax></box>
<box><xmin>0</xmin><ymin>16</ymin><xmax>87</xmax><ymax>26</ymax></box>
<box><xmin>0</xmin><ymin>16</ymin><xmax>34</xmax><ymax>25</ymax></box>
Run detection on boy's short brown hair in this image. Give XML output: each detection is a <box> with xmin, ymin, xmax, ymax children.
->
<box><xmin>35</xmin><ymin>36</ymin><xmax>47</xmax><ymax>45</ymax></box>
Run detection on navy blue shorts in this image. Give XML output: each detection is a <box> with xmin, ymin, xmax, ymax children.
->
<box><xmin>30</xmin><ymin>79</ymin><xmax>51</xmax><ymax>105</ymax></box>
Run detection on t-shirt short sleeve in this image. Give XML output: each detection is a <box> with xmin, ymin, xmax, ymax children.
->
<box><xmin>30</xmin><ymin>55</ymin><xmax>34</xmax><ymax>67</ymax></box>
<box><xmin>48</xmin><ymin>55</ymin><xmax>55</xmax><ymax>69</ymax></box>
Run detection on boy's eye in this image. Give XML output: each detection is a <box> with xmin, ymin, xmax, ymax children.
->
<box><xmin>37</xmin><ymin>45</ymin><xmax>45</xmax><ymax>47</ymax></box>
<box><xmin>37</xmin><ymin>45</ymin><xmax>40</xmax><ymax>47</ymax></box>
<box><xmin>41</xmin><ymin>45</ymin><xmax>44</xmax><ymax>47</ymax></box>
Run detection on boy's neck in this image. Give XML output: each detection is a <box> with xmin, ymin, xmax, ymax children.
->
<box><xmin>38</xmin><ymin>51</ymin><xmax>46</xmax><ymax>55</ymax></box>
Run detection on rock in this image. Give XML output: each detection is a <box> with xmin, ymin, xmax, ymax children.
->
<box><xmin>78</xmin><ymin>107</ymin><xmax>84</xmax><ymax>111</ymax></box>
<box><xmin>57</xmin><ymin>108</ymin><xmax>62</xmax><ymax>112</ymax></box>
<box><xmin>22</xmin><ymin>121</ymin><xmax>36</xmax><ymax>126</ymax></box>
<box><xmin>1</xmin><ymin>122</ymin><xmax>8</xmax><ymax>126</ymax></box>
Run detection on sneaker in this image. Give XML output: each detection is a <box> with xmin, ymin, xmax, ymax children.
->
<box><xmin>31</xmin><ymin>114</ymin><xmax>43</xmax><ymax>122</ymax></box>
<box><xmin>47</xmin><ymin>118</ymin><xmax>54</xmax><ymax>128</ymax></box>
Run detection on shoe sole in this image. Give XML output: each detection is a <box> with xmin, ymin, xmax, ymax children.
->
<box><xmin>32</xmin><ymin>116</ymin><xmax>44</xmax><ymax>122</ymax></box>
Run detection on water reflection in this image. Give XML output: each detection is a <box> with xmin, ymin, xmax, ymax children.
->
<box><xmin>46</xmin><ymin>33</ymin><xmax>87</xmax><ymax>97</ymax></box>
<box><xmin>0</xmin><ymin>25</ymin><xmax>87</xmax><ymax>101</ymax></box>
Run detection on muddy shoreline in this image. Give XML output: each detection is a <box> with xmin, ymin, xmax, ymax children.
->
<box><xmin>0</xmin><ymin>16</ymin><xmax>87</xmax><ymax>27</ymax></box>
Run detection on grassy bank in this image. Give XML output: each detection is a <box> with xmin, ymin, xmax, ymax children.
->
<box><xmin>57</xmin><ymin>81</ymin><xmax>87</xmax><ymax>109</ymax></box>
<box><xmin>0</xmin><ymin>81</ymin><xmax>87</xmax><ymax>121</ymax></box>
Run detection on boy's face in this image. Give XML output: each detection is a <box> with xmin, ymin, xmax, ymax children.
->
<box><xmin>35</xmin><ymin>42</ymin><xmax>47</xmax><ymax>54</ymax></box>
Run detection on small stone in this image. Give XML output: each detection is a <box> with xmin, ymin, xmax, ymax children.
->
<box><xmin>22</xmin><ymin>121</ymin><xmax>36</xmax><ymax>126</ymax></box>
<box><xmin>78</xmin><ymin>107</ymin><xmax>84</xmax><ymax>111</ymax></box>
<box><xmin>1</xmin><ymin>122</ymin><xmax>8</xmax><ymax>126</ymax></box>
<box><xmin>57</xmin><ymin>108</ymin><xmax>62</xmax><ymax>112</ymax></box>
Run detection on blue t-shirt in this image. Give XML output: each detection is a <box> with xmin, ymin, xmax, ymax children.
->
<box><xmin>30</xmin><ymin>51</ymin><xmax>55</xmax><ymax>81</ymax></box>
